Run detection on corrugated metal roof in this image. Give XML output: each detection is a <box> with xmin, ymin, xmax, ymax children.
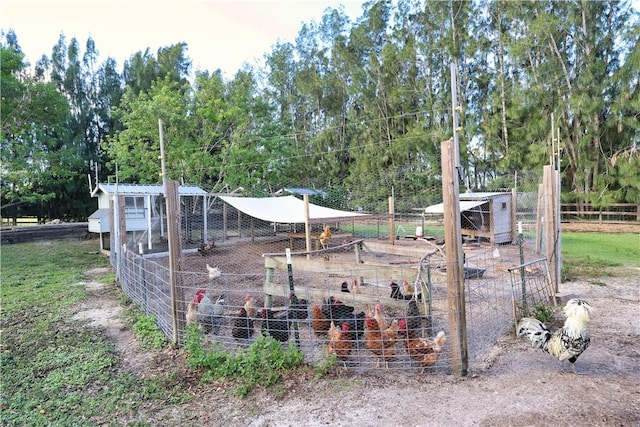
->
<box><xmin>424</xmin><ymin>200</ymin><xmax>487</xmax><ymax>214</ymax></box>
<box><xmin>88</xmin><ymin>208</ymin><xmax>110</xmax><ymax>219</ymax></box>
<box><xmin>91</xmin><ymin>183</ymin><xmax>207</xmax><ymax>197</ymax></box>
<box><xmin>459</xmin><ymin>192</ymin><xmax>510</xmax><ymax>200</ymax></box>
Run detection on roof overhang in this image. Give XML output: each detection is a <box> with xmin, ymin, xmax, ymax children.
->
<box><xmin>424</xmin><ymin>200</ymin><xmax>487</xmax><ymax>214</ymax></box>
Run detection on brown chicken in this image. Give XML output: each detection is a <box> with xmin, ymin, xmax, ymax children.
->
<box><xmin>327</xmin><ymin>321</ymin><xmax>353</xmax><ymax>369</ymax></box>
<box><xmin>243</xmin><ymin>294</ymin><xmax>257</xmax><ymax>319</ymax></box>
<box><xmin>374</xmin><ymin>303</ymin><xmax>388</xmax><ymax>331</ymax></box>
<box><xmin>311</xmin><ymin>304</ymin><xmax>331</xmax><ymax>337</ymax></box>
<box><xmin>364</xmin><ymin>315</ymin><xmax>398</xmax><ymax>368</ymax></box>
<box><xmin>398</xmin><ymin>318</ymin><xmax>446</xmax><ymax>373</ymax></box>
<box><xmin>352</xmin><ymin>278</ymin><xmax>360</xmax><ymax>295</ymax></box>
<box><xmin>319</xmin><ymin>225</ymin><xmax>332</xmax><ymax>250</ymax></box>
<box><xmin>403</xmin><ymin>280</ymin><xmax>415</xmax><ymax>295</ymax></box>
<box><xmin>185</xmin><ymin>299</ymin><xmax>197</xmax><ymax>326</ymax></box>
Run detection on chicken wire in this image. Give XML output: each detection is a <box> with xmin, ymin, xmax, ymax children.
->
<box><xmin>109</xmin><ymin>172</ymin><xmax>556</xmax><ymax>375</ymax></box>
<box><xmin>113</xmin><ymin>232</ymin><xmax>549</xmax><ymax>375</ymax></box>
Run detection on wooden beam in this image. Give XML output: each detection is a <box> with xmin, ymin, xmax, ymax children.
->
<box><xmin>263</xmin><ymin>281</ymin><xmax>420</xmax><ymax>311</ymax></box>
<box><xmin>263</xmin><ymin>255</ymin><xmax>423</xmax><ymax>281</ymax></box>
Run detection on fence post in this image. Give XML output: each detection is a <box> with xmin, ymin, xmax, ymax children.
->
<box><xmin>441</xmin><ymin>138</ymin><xmax>468</xmax><ymax>377</ymax></box>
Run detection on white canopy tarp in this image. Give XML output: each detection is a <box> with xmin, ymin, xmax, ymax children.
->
<box><xmin>219</xmin><ymin>195</ymin><xmax>369</xmax><ymax>223</ymax></box>
<box><xmin>424</xmin><ymin>200</ymin><xmax>487</xmax><ymax>214</ymax></box>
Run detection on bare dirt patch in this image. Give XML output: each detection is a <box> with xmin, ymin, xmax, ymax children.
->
<box><xmin>72</xmin><ymin>260</ymin><xmax>640</xmax><ymax>426</ymax></box>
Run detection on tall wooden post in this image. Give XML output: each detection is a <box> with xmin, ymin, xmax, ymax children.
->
<box><xmin>303</xmin><ymin>194</ymin><xmax>311</xmax><ymax>259</ymax></box>
<box><xmin>543</xmin><ymin>165</ymin><xmax>559</xmax><ymax>292</ymax></box>
<box><xmin>442</xmin><ymin>138</ymin><xmax>468</xmax><ymax>377</ymax></box>
<box><xmin>159</xmin><ymin>119</ymin><xmax>182</xmax><ymax>345</ymax></box>
<box><xmin>388</xmin><ymin>196</ymin><xmax>395</xmax><ymax>244</ymax></box>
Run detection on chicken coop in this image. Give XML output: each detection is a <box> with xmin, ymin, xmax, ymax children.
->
<box><xmin>88</xmin><ymin>183</ymin><xmax>208</xmax><ymax>254</ymax></box>
<box><xmin>109</xmin><ymin>178</ymin><xmax>555</xmax><ymax>377</ymax></box>
<box><xmin>425</xmin><ymin>192</ymin><xmax>515</xmax><ymax>244</ymax></box>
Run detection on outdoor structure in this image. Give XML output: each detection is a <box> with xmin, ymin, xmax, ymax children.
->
<box><xmin>218</xmin><ymin>194</ymin><xmax>372</xmax><ymax>252</ymax></box>
<box><xmin>425</xmin><ymin>192</ymin><xmax>515</xmax><ymax>244</ymax></box>
<box><xmin>88</xmin><ymin>183</ymin><xmax>208</xmax><ymax>253</ymax></box>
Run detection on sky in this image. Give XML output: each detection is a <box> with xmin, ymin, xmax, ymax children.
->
<box><xmin>1</xmin><ymin>0</ymin><xmax>368</xmax><ymax>77</ymax></box>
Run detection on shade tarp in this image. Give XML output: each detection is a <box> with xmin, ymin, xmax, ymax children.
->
<box><xmin>219</xmin><ymin>195</ymin><xmax>368</xmax><ymax>223</ymax></box>
<box><xmin>425</xmin><ymin>200</ymin><xmax>487</xmax><ymax>214</ymax></box>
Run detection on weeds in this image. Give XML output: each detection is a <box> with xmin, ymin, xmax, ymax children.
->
<box><xmin>184</xmin><ymin>324</ymin><xmax>305</xmax><ymax>397</ymax></box>
<box><xmin>130</xmin><ymin>312</ymin><xmax>167</xmax><ymax>350</ymax></box>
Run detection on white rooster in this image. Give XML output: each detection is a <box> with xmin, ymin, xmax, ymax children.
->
<box><xmin>517</xmin><ymin>298</ymin><xmax>592</xmax><ymax>373</ymax></box>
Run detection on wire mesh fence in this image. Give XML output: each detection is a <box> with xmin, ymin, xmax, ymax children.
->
<box><xmin>106</xmin><ymin>169</ymin><xmax>558</xmax><ymax>374</ymax></box>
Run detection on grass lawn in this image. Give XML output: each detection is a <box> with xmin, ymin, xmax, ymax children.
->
<box><xmin>561</xmin><ymin>232</ymin><xmax>639</xmax><ymax>279</ymax></box>
<box><xmin>0</xmin><ymin>239</ymin><xmax>191</xmax><ymax>426</ymax></box>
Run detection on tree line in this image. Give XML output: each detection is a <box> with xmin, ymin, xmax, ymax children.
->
<box><xmin>2</xmin><ymin>0</ymin><xmax>638</xmax><ymax>221</ymax></box>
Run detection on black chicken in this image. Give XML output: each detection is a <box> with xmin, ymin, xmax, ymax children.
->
<box><xmin>403</xmin><ymin>299</ymin><xmax>422</xmax><ymax>337</ymax></box>
<box><xmin>390</xmin><ymin>281</ymin><xmax>422</xmax><ymax>302</ymax></box>
<box><xmin>231</xmin><ymin>307</ymin><xmax>254</xmax><ymax>341</ymax></box>
<box><xmin>288</xmin><ymin>293</ymin><xmax>308</xmax><ymax>321</ymax></box>
<box><xmin>260</xmin><ymin>308</ymin><xmax>290</xmax><ymax>342</ymax></box>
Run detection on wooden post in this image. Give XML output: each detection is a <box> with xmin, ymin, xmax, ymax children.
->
<box><xmin>511</xmin><ymin>188</ymin><xmax>517</xmax><ymax>244</ymax></box>
<box><xmin>441</xmin><ymin>138</ymin><xmax>468</xmax><ymax>376</ymax></box>
<box><xmin>535</xmin><ymin>183</ymin><xmax>544</xmax><ymax>254</ymax></box>
<box><xmin>388</xmin><ymin>196</ymin><xmax>395</xmax><ymax>244</ymax></box>
<box><xmin>159</xmin><ymin>119</ymin><xmax>182</xmax><ymax>345</ymax></box>
<box><xmin>222</xmin><ymin>202</ymin><xmax>228</xmax><ymax>240</ymax></box>
<box><xmin>165</xmin><ymin>180</ymin><xmax>183</xmax><ymax>343</ymax></box>
<box><xmin>303</xmin><ymin>194</ymin><xmax>311</xmax><ymax>259</ymax></box>
<box><xmin>117</xmin><ymin>195</ymin><xmax>127</xmax><ymax>252</ymax></box>
<box><xmin>543</xmin><ymin>165</ymin><xmax>559</xmax><ymax>292</ymax></box>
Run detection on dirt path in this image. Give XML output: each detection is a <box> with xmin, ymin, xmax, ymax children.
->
<box><xmin>74</xmin><ymin>266</ymin><xmax>640</xmax><ymax>426</ymax></box>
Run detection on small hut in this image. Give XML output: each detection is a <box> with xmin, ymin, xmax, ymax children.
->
<box><xmin>425</xmin><ymin>192</ymin><xmax>514</xmax><ymax>244</ymax></box>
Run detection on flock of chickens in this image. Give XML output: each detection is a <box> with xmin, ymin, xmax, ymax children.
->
<box><xmin>185</xmin><ymin>265</ymin><xmax>447</xmax><ymax>372</ymax></box>
<box><xmin>188</xmin><ymin>261</ymin><xmax>593</xmax><ymax>374</ymax></box>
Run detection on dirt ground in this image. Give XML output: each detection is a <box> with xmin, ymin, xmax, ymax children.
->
<box><xmin>75</xmin><ymin>256</ymin><xmax>640</xmax><ymax>426</ymax></box>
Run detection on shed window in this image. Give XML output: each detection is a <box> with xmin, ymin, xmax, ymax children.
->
<box><xmin>125</xmin><ymin>196</ymin><xmax>146</xmax><ymax>219</ymax></box>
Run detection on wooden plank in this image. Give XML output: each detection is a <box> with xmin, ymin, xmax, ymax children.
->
<box><xmin>264</xmin><ymin>255</ymin><xmax>422</xmax><ymax>280</ymax></box>
<box><xmin>263</xmin><ymin>281</ymin><xmax>412</xmax><ymax>310</ymax></box>
<box><xmin>362</xmin><ymin>241</ymin><xmax>436</xmax><ymax>258</ymax></box>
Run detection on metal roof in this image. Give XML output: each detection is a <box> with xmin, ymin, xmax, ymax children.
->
<box><xmin>424</xmin><ymin>200</ymin><xmax>487</xmax><ymax>214</ymax></box>
<box><xmin>91</xmin><ymin>183</ymin><xmax>207</xmax><ymax>197</ymax></box>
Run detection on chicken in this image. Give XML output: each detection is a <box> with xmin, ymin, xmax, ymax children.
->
<box><xmin>289</xmin><ymin>293</ymin><xmax>308</xmax><ymax>320</ymax></box>
<box><xmin>403</xmin><ymin>299</ymin><xmax>422</xmax><ymax>337</ymax></box>
<box><xmin>403</xmin><ymin>280</ymin><xmax>415</xmax><ymax>295</ymax></box>
<box><xmin>192</xmin><ymin>290</ymin><xmax>225</xmax><ymax>334</ymax></box>
<box><xmin>398</xmin><ymin>318</ymin><xmax>446</xmax><ymax>373</ymax></box>
<box><xmin>231</xmin><ymin>306</ymin><xmax>254</xmax><ymax>341</ymax></box>
<box><xmin>364</xmin><ymin>315</ymin><xmax>398</xmax><ymax>368</ymax></box>
<box><xmin>185</xmin><ymin>299</ymin><xmax>197</xmax><ymax>326</ymax></box>
<box><xmin>390</xmin><ymin>281</ymin><xmax>422</xmax><ymax>302</ymax></box>
<box><xmin>341</xmin><ymin>279</ymin><xmax>360</xmax><ymax>294</ymax></box>
<box><xmin>198</xmin><ymin>241</ymin><xmax>215</xmax><ymax>256</ymax></box>
<box><xmin>206</xmin><ymin>263</ymin><xmax>221</xmax><ymax>280</ymax></box>
<box><xmin>261</xmin><ymin>307</ymin><xmax>290</xmax><ymax>342</ymax></box>
<box><xmin>340</xmin><ymin>281</ymin><xmax>350</xmax><ymax>293</ymax></box>
<box><xmin>311</xmin><ymin>304</ymin><xmax>331</xmax><ymax>337</ymax></box>
<box><xmin>517</xmin><ymin>298</ymin><xmax>592</xmax><ymax>373</ymax></box>
<box><xmin>319</xmin><ymin>225</ymin><xmax>332</xmax><ymax>250</ymax></box>
<box><xmin>327</xmin><ymin>321</ymin><xmax>353</xmax><ymax>368</ymax></box>
<box><xmin>244</xmin><ymin>294</ymin><xmax>257</xmax><ymax>319</ymax></box>
<box><xmin>374</xmin><ymin>303</ymin><xmax>388</xmax><ymax>331</ymax></box>
<box><xmin>326</xmin><ymin>297</ymin><xmax>355</xmax><ymax>323</ymax></box>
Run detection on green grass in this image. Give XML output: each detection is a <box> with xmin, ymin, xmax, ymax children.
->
<box><xmin>0</xmin><ymin>239</ymin><xmax>189</xmax><ymax>426</ymax></box>
<box><xmin>561</xmin><ymin>232</ymin><xmax>639</xmax><ymax>279</ymax></box>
